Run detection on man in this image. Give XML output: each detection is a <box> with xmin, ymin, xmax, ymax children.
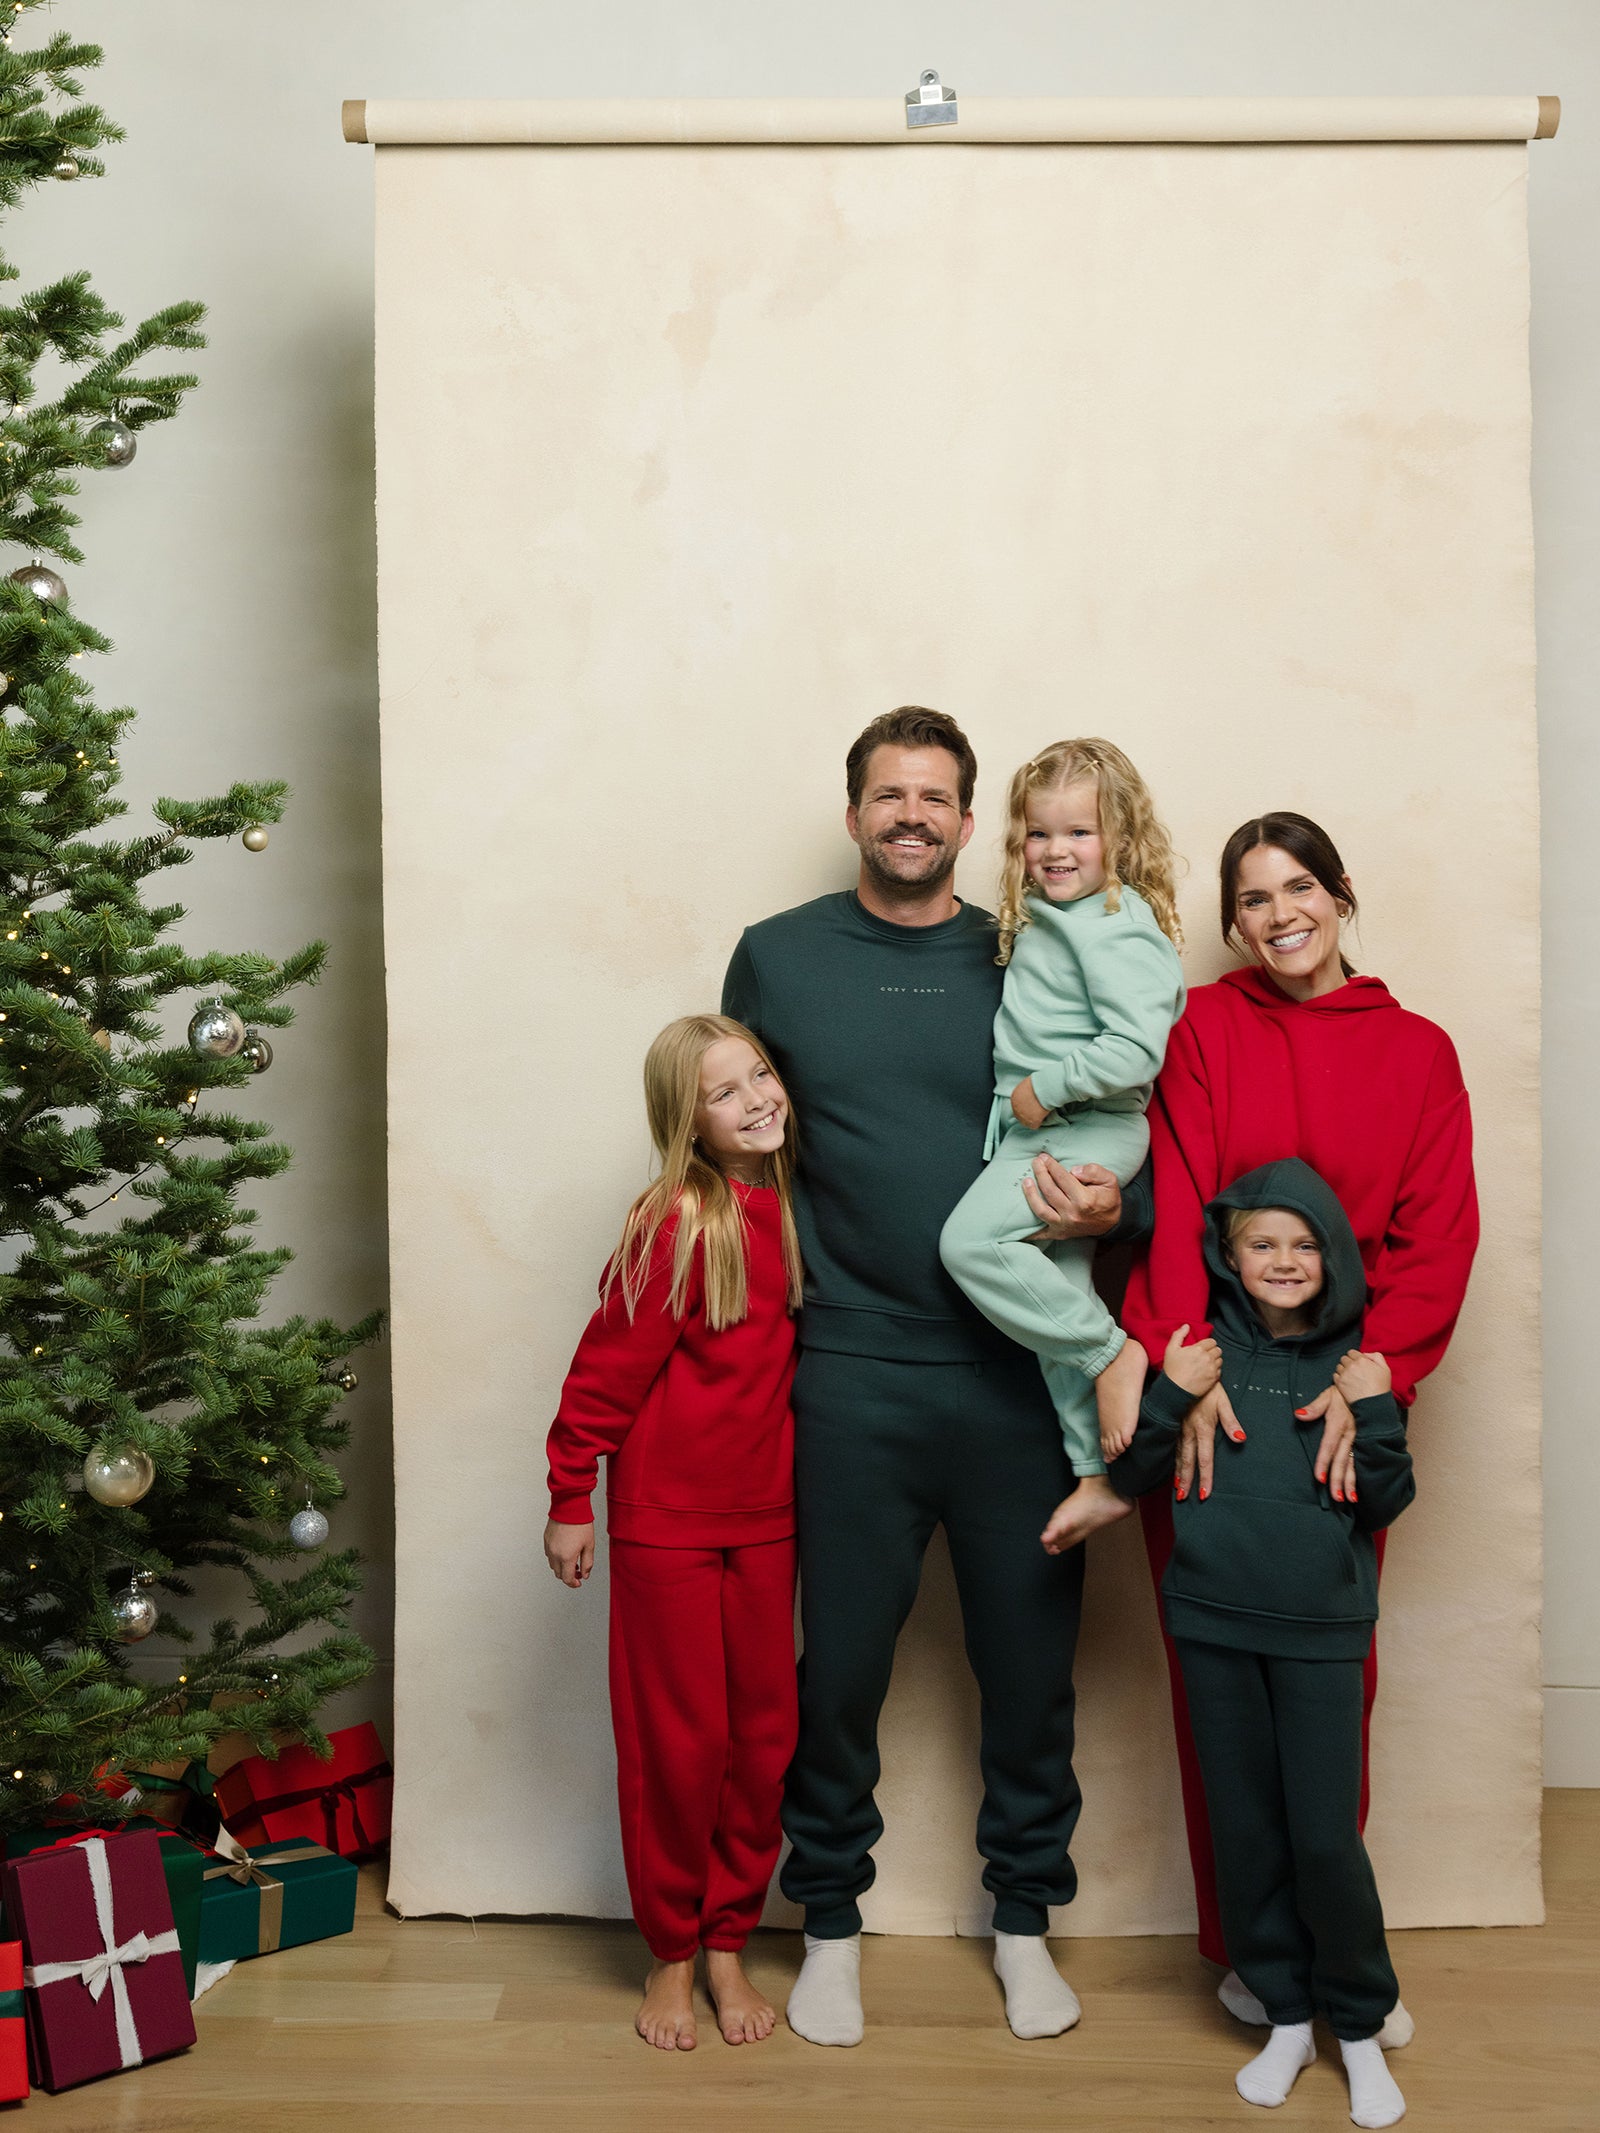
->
<box><xmin>722</xmin><ymin>706</ymin><xmax>1145</xmax><ymax>2046</ymax></box>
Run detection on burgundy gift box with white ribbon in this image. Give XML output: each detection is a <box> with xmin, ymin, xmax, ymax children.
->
<box><xmin>1</xmin><ymin>1828</ymin><xmax>196</xmax><ymax>2092</ymax></box>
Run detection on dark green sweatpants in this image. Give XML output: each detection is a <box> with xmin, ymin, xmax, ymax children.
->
<box><xmin>1175</xmin><ymin>1640</ymin><xmax>1398</xmax><ymax>2040</ymax></box>
<box><xmin>781</xmin><ymin>1346</ymin><xmax>1085</xmax><ymax>1938</ymax></box>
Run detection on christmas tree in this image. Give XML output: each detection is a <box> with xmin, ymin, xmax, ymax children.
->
<box><xmin>0</xmin><ymin>4</ymin><xmax>377</xmax><ymax>1837</ymax></box>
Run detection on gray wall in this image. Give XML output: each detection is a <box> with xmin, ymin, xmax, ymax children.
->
<box><xmin>18</xmin><ymin>0</ymin><xmax>1597</xmax><ymax>1778</ymax></box>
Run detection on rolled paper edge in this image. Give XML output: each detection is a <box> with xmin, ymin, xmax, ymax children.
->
<box><xmin>345</xmin><ymin>93</ymin><xmax>1560</xmax><ymax>147</ymax></box>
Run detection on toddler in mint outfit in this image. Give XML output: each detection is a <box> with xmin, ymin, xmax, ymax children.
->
<box><xmin>940</xmin><ymin>738</ymin><xmax>1185</xmax><ymax>1549</ymax></box>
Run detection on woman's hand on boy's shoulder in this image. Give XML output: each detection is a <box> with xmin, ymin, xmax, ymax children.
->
<box><xmin>1334</xmin><ymin>1348</ymin><xmax>1391</xmax><ymax>1402</ymax></box>
<box><xmin>1162</xmin><ymin>1325</ymin><xmax>1223</xmax><ymax>1397</ymax></box>
<box><xmin>544</xmin><ymin>1518</ymin><xmax>596</xmax><ymax>1589</ymax></box>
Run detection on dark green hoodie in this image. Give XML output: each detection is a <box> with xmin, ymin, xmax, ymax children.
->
<box><xmin>1112</xmin><ymin>1158</ymin><xmax>1415</xmax><ymax>1660</ymax></box>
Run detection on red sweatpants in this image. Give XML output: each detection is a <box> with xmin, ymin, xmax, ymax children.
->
<box><xmin>1140</xmin><ymin>1493</ymin><xmax>1384</xmax><ymax>1965</ymax></box>
<box><xmin>608</xmin><ymin>1535</ymin><xmax>798</xmax><ymax>1963</ymax></box>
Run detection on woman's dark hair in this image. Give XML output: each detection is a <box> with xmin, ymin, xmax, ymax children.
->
<box><xmin>1219</xmin><ymin>812</ymin><xmax>1358</xmax><ymax>978</ymax></box>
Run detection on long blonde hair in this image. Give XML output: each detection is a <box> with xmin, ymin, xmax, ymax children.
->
<box><xmin>995</xmin><ymin>737</ymin><xmax>1183</xmax><ymax>964</ymax></box>
<box><xmin>605</xmin><ymin>1014</ymin><xmax>804</xmax><ymax>1333</ymax></box>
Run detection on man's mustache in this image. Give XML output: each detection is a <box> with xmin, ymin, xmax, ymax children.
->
<box><xmin>870</xmin><ymin>823</ymin><xmax>944</xmax><ymax>847</ymax></box>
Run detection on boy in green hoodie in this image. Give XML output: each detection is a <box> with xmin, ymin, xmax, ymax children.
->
<box><xmin>1113</xmin><ymin>1158</ymin><xmax>1412</xmax><ymax>2130</ymax></box>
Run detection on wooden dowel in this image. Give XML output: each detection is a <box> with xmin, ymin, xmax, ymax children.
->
<box><xmin>341</xmin><ymin>94</ymin><xmax>1560</xmax><ymax>148</ymax></box>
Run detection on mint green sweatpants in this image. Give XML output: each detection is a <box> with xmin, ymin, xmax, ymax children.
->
<box><xmin>939</xmin><ymin>1106</ymin><xmax>1151</xmax><ymax>1477</ymax></box>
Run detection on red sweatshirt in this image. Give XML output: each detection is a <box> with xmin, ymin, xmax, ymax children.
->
<box><xmin>1122</xmin><ymin>967</ymin><xmax>1478</xmax><ymax>1405</ymax></box>
<box><xmin>545</xmin><ymin>1181</ymin><xmax>797</xmax><ymax>1546</ymax></box>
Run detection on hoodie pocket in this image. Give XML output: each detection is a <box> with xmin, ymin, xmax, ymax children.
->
<box><xmin>1169</xmin><ymin>1495</ymin><xmax>1365</xmax><ymax>1623</ymax></box>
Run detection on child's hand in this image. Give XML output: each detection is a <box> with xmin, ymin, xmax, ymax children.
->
<box><xmin>1334</xmin><ymin>1348</ymin><xmax>1391</xmax><ymax>1401</ymax></box>
<box><xmin>1009</xmin><ymin>1076</ymin><xmax>1051</xmax><ymax>1131</ymax></box>
<box><xmin>1162</xmin><ymin>1324</ymin><xmax>1223</xmax><ymax>1398</ymax></box>
<box><xmin>544</xmin><ymin>1519</ymin><xmax>595</xmax><ymax>1589</ymax></box>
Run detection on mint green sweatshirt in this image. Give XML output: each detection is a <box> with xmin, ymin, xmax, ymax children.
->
<box><xmin>992</xmin><ymin>886</ymin><xmax>1186</xmax><ymax>1119</ymax></box>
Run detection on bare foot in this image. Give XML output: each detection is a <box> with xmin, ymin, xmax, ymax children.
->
<box><xmin>1095</xmin><ymin>1335</ymin><xmax>1147</xmax><ymax>1459</ymax></box>
<box><xmin>1040</xmin><ymin>1473</ymin><xmax>1132</xmax><ymax>1554</ymax></box>
<box><xmin>636</xmin><ymin>1958</ymin><xmax>697</xmax><ymax>2050</ymax></box>
<box><xmin>704</xmin><ymin>1947</ymin><xmax>777</xmax><ymax>2044</ymax></box>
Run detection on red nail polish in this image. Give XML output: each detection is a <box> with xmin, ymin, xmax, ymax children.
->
<box><xmin>1175</xmin><ymin>1487</ymin><xmax>1187</xmax><ymax>1501</ymax></box>
<box><xmin>1295</xmin><ymin>1407</ymin><xmax>1309</xmax><ymax>1418</ymax></box>
<box><xmin>1230</xmin><ymin>1431</ymin><xmax>1245</xmax><ymax>1443</ymax></box>
<box><xmin>1333</xmin><ymin>1488</ymin><xmax>1343</xmax><ymax>1501</ymax></box>
<box><xmin>1199</xmin><ymin>1485</ymin><xmax>1209</xmax><ymax>1501</ymax></box>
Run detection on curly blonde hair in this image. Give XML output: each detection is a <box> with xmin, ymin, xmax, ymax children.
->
<box><xmin>995</xmin><ymin>738</ymin><xmax>1183</xmax><ymax>964</ymax></box>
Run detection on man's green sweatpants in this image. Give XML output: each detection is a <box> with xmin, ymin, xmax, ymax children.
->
<box><xmin>1176</xmin><ymin>1639</ymin><xmax>1399</xmax><ymax>2040</ymax></box>
<box><xmin>780</xmin><ymin>1345</ymin><xmax>1085</xmax><ymax>1938</ymax></box>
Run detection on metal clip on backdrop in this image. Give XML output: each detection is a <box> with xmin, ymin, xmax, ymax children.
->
<box><xmin>906</xmin><ymin>69</ymin><xmax>957</xmax><ymax>130</ymax></box>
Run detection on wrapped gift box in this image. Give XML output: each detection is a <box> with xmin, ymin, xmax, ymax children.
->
<box><xmin>214</xmin><ymin>1721</ymin><xmax>391</xmax><ymax>1861</ymax></box>
<box><xmin>97</xmin><ymin>1758</ymin><xmax>219</xmax><ymax>1843</ymax></box>
<box><xmin>7</xmin><ymin>1824</ymin><xmax>203</xmax><ymax>2000</ymax></box>
<box><xmin>198</xmin><ymin>1829</ymin><xmax>356</xmax><ymax>1963</ymax></box>
<box><xmin>1</xmin><ymin>1829</ymin><xmax>195</xmax><ymax>2092</ymax></box>
<box><xmin>0</xmin><ymin>1940</ymin><xmax>27</xmax><ymax>2102</ymax></box>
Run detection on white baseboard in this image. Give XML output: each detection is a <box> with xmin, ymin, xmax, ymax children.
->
<box><xmin>1544</xmin><ymin>1685</ymin><xmax>1600</xmax><ymax>1785</ymax></box>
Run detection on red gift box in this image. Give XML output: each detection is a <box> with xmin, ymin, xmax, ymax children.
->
<box><xmin>0</xmin><ymin>1940</ymin><xmax>27</xmax><ymax>2101</ymax></box>
<box><xmin>214</xmin><ymin>1721</ymin><xmax>392</xmax><ymax>1861</ymax></box>
<box><xmin>2</xmin><ymin>1829</ymin><xmax>195</xmax><ymax>2092</ymax></box>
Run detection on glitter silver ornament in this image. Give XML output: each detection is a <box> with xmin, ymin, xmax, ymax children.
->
<box><xmin>83</xmin><ymin>1446</ymin><xmax>155</xmax><ymax>1506</ymax></box>
<box><xmin>289</xmin><ymin>1504</ymin><xmax>329</xmax><ymax>1550</ymax></box>
<box><xmin>110</xmin><ymin>1575</ymin><xmax>158</xmax><ymax>1643</ymax></box>
<box><xmin>241</xmin><ymin>1029</ymin><xmax>273</xmax><ymax>1074</ymax></box>
<box><xmin>241</xmin><ymin>824</ymin><xmax>269</xmax><ymax>852</ymax></box>
<box><xmin>53</xmin><ymin>154</ymin><xmax>80</xmax><ymax>181</ymax></box>
<box><xmin>188</xmin><ymin>1001</ymin><xmax>246</xmax><ymax>1058</ymax></box>
<box><xmin>89</xmin><ymin>415</ymin><xmax>136</xmax><ymax>468</ymax></box>
<box><xmin>8</xmin><ymin>560</ymin><xmax>66</xmax><ymax>604</ymax></box>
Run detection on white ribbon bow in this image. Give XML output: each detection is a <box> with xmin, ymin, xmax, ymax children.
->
<box><xmin>22</xmin><ymin>1837</ymin><xmax>181</xmax><ymax>2069</ymax></box>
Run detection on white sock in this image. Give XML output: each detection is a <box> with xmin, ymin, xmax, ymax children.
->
<box><xmin>1341</xmin><ymin>2036</ymin><xmax>1406</xmax><ymax>2127</ymax></box>
<box><xmin>1376</xmin><ymin>1998</ymin><xmax>1414</xmax><ymax>2050</ymax></box>
<box><xmin>992</xmin><ymin>1931</ymin><xmax>1081</xmax><ymax>2039</ymax></box>
<box><xmin>1236</xmin><ymin>2022</ymin><xmax>1316</xmax><ymax>2107</ymax></box>
<box><xmin>786</xmin><ymin>1932</ymin><xmax>863</xmax><ymax>2047</ymax></box>
<box><xmin>1219</xmin><ymin>1969</ymin><xmax>1270</xmax><ymax>2025</ymax></box>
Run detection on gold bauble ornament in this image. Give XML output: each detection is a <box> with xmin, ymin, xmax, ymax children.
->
<box><xmin>83</xmin><ymin>1446</ymin><xmax>156</xmax><ymax>1506</ymax></box>
<box><xmin>241</xmin><ymin>824</ymin><xmax>269</xmax><ymax>852</ymax></box>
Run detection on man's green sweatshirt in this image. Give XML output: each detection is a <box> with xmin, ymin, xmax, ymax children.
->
<box><xmin>723</xmin><ymin>891</ymin><xmax>1150</xmax><ymax>1363</ymax></box>
<box><xmin>1112</xmin><ymin>1157</ymin><xmax>1415</xmax><ymax>1660</ymax></box>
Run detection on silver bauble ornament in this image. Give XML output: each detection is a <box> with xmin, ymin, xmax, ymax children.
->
<box><xmin>8</xmin><ymin>560</ymin><xmax>66</xmax><ymax>604</ymax></box>
<box><xmin>188</xmin><ymin>1001</ymin><xmax>246</xmax><ymax>1059</ymax></box>
<box><xmin>90</xmin><ymin>415</ymin><xmax>136</xmax><ymax>468</ymax></box>
<box><xmin>53</xmin><ymin>154</ymin><xmax>81</xmax><ymax>181</ymax></box>
<box><xmin>241</xmin><ymin>1029</ymin><xmax>273</xmax><ymax>1074</ymax></box>
<box><xmin>241</xmin><ymin>824</ymin><xmax>269</xmax><ymax>852</ymax></box>
<box><xmin>83</xmin><ymin>1446</ymin><xmax>156</xmax><ymax>1507</ymax></box>
<box><xmin>289</xmin><ymin>1505</ymin><xmax>329</xmax><ymax>1550</ymax></box>
<box><xmin>325</xmin><ymin>1365</ymin><xmax>358</xmax><ymax>1394</ymax></box>
<box><xmin>110</xmin><ymin>1576</ymin><xmax>158</xmax><ymax>1643</ymax></box>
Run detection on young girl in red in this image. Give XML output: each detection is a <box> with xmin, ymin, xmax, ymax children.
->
<box><xmin>544</xmin><ymin>1013</ymin><xmax>803</xmax><ymax>2053</ymax></box>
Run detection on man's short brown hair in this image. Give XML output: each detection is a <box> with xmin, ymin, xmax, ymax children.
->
<box><xmin>845</xmin><ymin>706</ymin><xmax>978</xmax><ymax>814</ymax></box>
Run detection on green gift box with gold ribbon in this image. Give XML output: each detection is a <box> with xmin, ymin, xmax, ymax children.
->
<box><xmin>198</xmin><ymin>1827</ymin><xmax>356</xmax><ymax>1962</ymax></box>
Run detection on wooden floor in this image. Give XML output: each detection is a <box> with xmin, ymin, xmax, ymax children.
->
<box><xmin>24</xmin><ymin>1791</ymin><xmax>1600</xmax><ymax>2131</ymax></box>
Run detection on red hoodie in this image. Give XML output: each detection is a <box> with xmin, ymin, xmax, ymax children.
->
<box><xmin>1122</xmin><ymin>967</ymin><xmax>1478</xmax><ymax>1405</ymax></box>
<box><xmin>546</xmin><ymin>1181</ymin><xmax>797</xmax><ymax>1546</ymax></box>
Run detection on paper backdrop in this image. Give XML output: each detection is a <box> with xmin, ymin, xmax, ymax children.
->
<box><xmin>370</xmin><ymin>119</ymin><xmax>1541</xmax><ymax>1932</ymax></box>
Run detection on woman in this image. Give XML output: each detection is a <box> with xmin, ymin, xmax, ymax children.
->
<box><xmin>1121</xmin><ymin>812</ymin><xmax>1478</xmax><ymax>2031</ymax></box>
